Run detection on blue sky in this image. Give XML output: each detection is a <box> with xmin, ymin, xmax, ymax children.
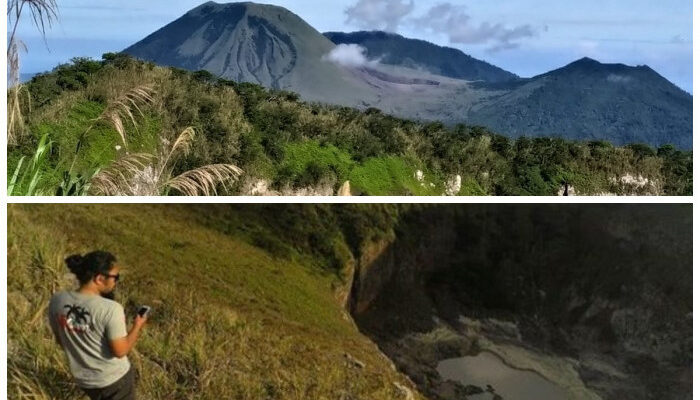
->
<box><xmin>11</xmin><ymin>0</ymin><xmax>693</xmax><ymax>92</ymax></box>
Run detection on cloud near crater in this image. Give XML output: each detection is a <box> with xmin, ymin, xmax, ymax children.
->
<box><xmin>323</xmin><ymin>44</ymin><xmax>379</xmax><ymax>68</ymax></box>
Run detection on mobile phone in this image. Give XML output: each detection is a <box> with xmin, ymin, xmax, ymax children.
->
<box><xmin>138</xmin><ymin>305</ymin><xmax>151</xmax><ymax>317</ymax></box>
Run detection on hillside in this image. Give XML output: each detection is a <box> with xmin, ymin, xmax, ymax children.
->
<box><xmin>469</xmin><ymin>58</ymin><xmax>693</xmax><ymax>148</ymax></box>
<box><xmin>121</xmin><ymin>2</ymin><xmax>692</xmax><ymax>148</ymax></box>
<box><xmin>7</xmin><ymin>204</ymin><xmax>420</xmax><ymax>399</ymax></box>
<box><xmin>8</xmin><ymin>55</ymin><xmax>692</xmax><ymax>196</ymax></box>
<box><xmin>8</xmin><ymin>204</ymin><xmax>692</xmax><ymax>399</ymax></box>
<box><xmin>324</xmin><ymin>31</ymin><xmax>518</xmax><ymax>83</ymax></box>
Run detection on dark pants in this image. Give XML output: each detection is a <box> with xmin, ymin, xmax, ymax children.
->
<box><xmin>81</xmin><ymin>367</ymin><xmax>136</xmax><ymax>400</ymax></box>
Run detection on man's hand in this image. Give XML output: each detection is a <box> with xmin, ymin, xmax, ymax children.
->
<box><xmin>133</xmin><ymin>314</ymin><xmax>148</xmax><ymax>329</ymax></box>
<box><xmin>110</xmin><ymin>314</ymin><xmax>148</xmax><ymax>358</ymax></box>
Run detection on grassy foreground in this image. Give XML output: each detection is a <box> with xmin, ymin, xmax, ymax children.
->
<box><xmin>7</xmin><ymin>204</ymin><xmax>417</xmax><ymax>399</ymax></box>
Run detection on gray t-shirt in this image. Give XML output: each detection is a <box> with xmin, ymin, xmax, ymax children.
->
<box><xmin>48</xmin><ymin>291</ymin><xmax>131</xmax><ymax>388</ymax></box>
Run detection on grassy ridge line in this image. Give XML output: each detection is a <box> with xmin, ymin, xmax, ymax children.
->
<box><xmin>8</xmin><ymin>55</ymin><xmax>692</xmax><ymax>195</ymax></box>
<box><xmin>8</xmin><ymin>204</ymin><xmax>417</xmax><ymax>399</ymax></box>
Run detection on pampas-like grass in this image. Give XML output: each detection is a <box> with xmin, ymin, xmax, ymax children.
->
<box><xmin>91</xmin><ymin>85</ymin><xmax>156</xmax><ymax>146</ymax></box>
<box><xmin>160</xmin><ymin>126</ymin><xmax>196</xmax><ymax>172</ymax></box>
<box><xmin>166</xmin><ymin>164</ymin><xmax>243</xmax><ymax>196</ymax></box>
<box><xmin>7</xmin><ymin>0</ymin><xmax>58</xmax><ymax>145</ymax></box>
<box><xmin>8</xmin><ymin>0</ymin><xmax>59</xmax><ymax>44</ymax></box>
<box><xmin>90</xmin><ymin>153</ymin><xmax>156</xmax><ymax>196</ymax></box>
<box><xmin>7</xmin><ymin>39</ymin><xmax>27</xmax><ymax>145</ymax></box>
<box><xmin>90</xmin><ymin>127</ymin><xmax>243</xmax><ymax>196</ymax></box>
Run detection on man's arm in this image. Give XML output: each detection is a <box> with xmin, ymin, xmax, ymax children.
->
<box><xmin>47</xmin><ymin>299</ymin><xmax>62</xmax><ymax>345</ymax></box>
<box><xmin>109</xmin><ymin>315</ymin><xmax>147</xmax><ymax>358</ymax></box>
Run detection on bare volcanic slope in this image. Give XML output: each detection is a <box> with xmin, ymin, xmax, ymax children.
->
<box><xmin>124</xmin><ymin>1</ymin><xmax>375</xmax><ymax>104</ymax></box>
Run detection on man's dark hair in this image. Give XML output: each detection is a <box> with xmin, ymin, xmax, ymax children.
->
<box><xmin>65</xmin><ymin>251</ymin><xmax>116</xmax><ymax>285</ymax></box>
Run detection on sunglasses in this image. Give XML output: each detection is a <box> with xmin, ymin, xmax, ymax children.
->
<box><xmin>101</xmin><ymin>273</ymin><xmax>120</xmax><ymax>282</ymax></box>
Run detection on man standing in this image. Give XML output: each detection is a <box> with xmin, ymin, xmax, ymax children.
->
<box><xmin>48</xmin><ymin>251</ymin><xmax>147</xmax><ymax>400</ymax></box>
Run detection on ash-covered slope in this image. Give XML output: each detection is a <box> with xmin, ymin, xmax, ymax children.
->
<box><xmin>124</xmin><ymin>1</ymin><xmax>374</xmax><ymax>104</ymax></box>
<box><xmin>324</xmin><ymin>30</ymin><xmax>519</xmax><ymax>83</ymax></box>
<box><xmin>468</xmin><ymin>57</ymin><xmax>693</xmax><ymax>148</ymax></box>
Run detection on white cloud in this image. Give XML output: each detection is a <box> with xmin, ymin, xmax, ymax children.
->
<box><xmin>344</xmin><ymin>0</ymin><xmax>414</xmax><ymax>32</ymax></box>
<box><xmin>323</xmin><ymin>44</ymin><xmax>378</xmax><ymax>68</ymax></box>
<box><xmin>413</xmin><ymin>3</ymin><xmax>535</xmax><ymax>52</ymax></box>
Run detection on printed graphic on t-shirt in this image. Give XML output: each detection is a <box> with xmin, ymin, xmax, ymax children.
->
<box><xmin>58</xmin><ymin>304</ymin><xmax>93</xmax><ymax>333</ymax></box>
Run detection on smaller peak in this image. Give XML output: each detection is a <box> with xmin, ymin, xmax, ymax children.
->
<box><xmin>554</xmin><ymin>57</ymin><xmax>605</xmax><ymax>73</ymax></box>
<box><xmin>572</xmin><ymin>57</ymin><xmax>601</xmax><ymax>65</ymax></box>
<box><xmin>365</xmin><ymin>30</ymin><xmax>402</xmax><ymax>37</ymax></box>
<box><xmin>187</xmin><ymin>1</ymin><xmax>294</xmax><ymax>18</ymax></box>
<box><xmin>196</xmin><ymin>1</ymin><xmax>222</xmax><ymax>8</ymax></box>
<box><xmin>187</xmin><ymin>1</ymin><xmax>224</xmax><ymax>14</ymax></box>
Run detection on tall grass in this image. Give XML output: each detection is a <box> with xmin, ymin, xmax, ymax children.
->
<box><xmin>9</xmin><ymin>80</ymin><xmax>244</xmax><ymax>196</ymax></box>
<box><xmin>90</xmin><ymin>127</ymin><xmax>243</xmax><ymax>196</ymax></box>
<box><xmin>8</xmin><ymin>133</ymin><xmax>52</xmax><ymax>195</ymax></box>
<box><xmin>89</xmin><ymin>85</ymin><xmax>156</xmax><ymax>147</ymax></box>
<box><xmin>9</xmin><ymin>83</ymin><xmax>157</xmax><ymax>195</ymax></box>
<box><xmin>8</xmin><ymin>204</ymin><xmax>420</xmax><ymax>399</ymax></box>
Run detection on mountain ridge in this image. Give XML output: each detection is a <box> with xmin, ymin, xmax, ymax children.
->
<box><xmin>122</xmin><ymin>1</ymin><xmax>693</xmax><ymax>148</ymax></box>
<box><xmin>324</xmin><ymin>30</ymin><xmax>519</xmax><ymax>83</ymax></box>
<box><xmin>468</xmin><ymin>56</ymin><xmax>693</xmax><ymax>147</ymax></box>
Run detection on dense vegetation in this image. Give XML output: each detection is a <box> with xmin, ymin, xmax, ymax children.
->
<box><xmin>8</xmin><ymin>54</ymin><xmax>692</xmax><ymax>195</ymax></box>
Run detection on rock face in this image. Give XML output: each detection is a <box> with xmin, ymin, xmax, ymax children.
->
<box><xmin>240</xmin><ymin>177</ymin><xmax>335</xmax><ymax>196</ymax></box>
<box><xmin>337</xmin><ymin>181</ymin><xmax>352</xmax><ymax>196</ymax></box>
<box><xmin>126</xmin><ymin>2</ymin><xmax>692</xmax><ymax>148</ymax></box>
<box><xmin>346</xmin><ymin>205</ymin><xmax>692</xmax><ymax>400</ymax></box>
<box><xmin>444</xmin><ymin>175</ymin><xmax>461</xmax><ymax>196</ymax></box>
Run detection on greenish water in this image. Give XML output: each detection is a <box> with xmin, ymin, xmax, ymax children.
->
<box><xmin>436</xmin><ymin>351</ymin><xmax>569</xmax><ymax>399</ymax></box>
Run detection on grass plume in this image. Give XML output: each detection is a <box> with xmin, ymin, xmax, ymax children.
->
<box><xmin>89</xmin><ymin>153</ymin><xmax>155</xmax><ymax>196</ymax></box>
<box><xmin>8</xmin><ymin>0</ymin><xmax>59</xmax><ymax>46</ymax></box>
<box><xmin>89</xmin><ymin>84</ymin><xmax>156</xmax><ymax>147</ymax></box>
<box><xmin>7</xmin><ymin>0</ymin><xmax>58</xmax><ymax>145</ymax></box>
<box><xmin>166</xmin><ymin>164</ymin><xmax>243</xmax><ymax>196</ymax></box>
<box><xmin>89</xmin><ymin>127</ymin><xmax>243</xmax><ymax>196</ymax></box>
<box><xmin>7</xmin><ymin>38</ymin><xmax>28</xmax><ymax>145</ymax></box>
